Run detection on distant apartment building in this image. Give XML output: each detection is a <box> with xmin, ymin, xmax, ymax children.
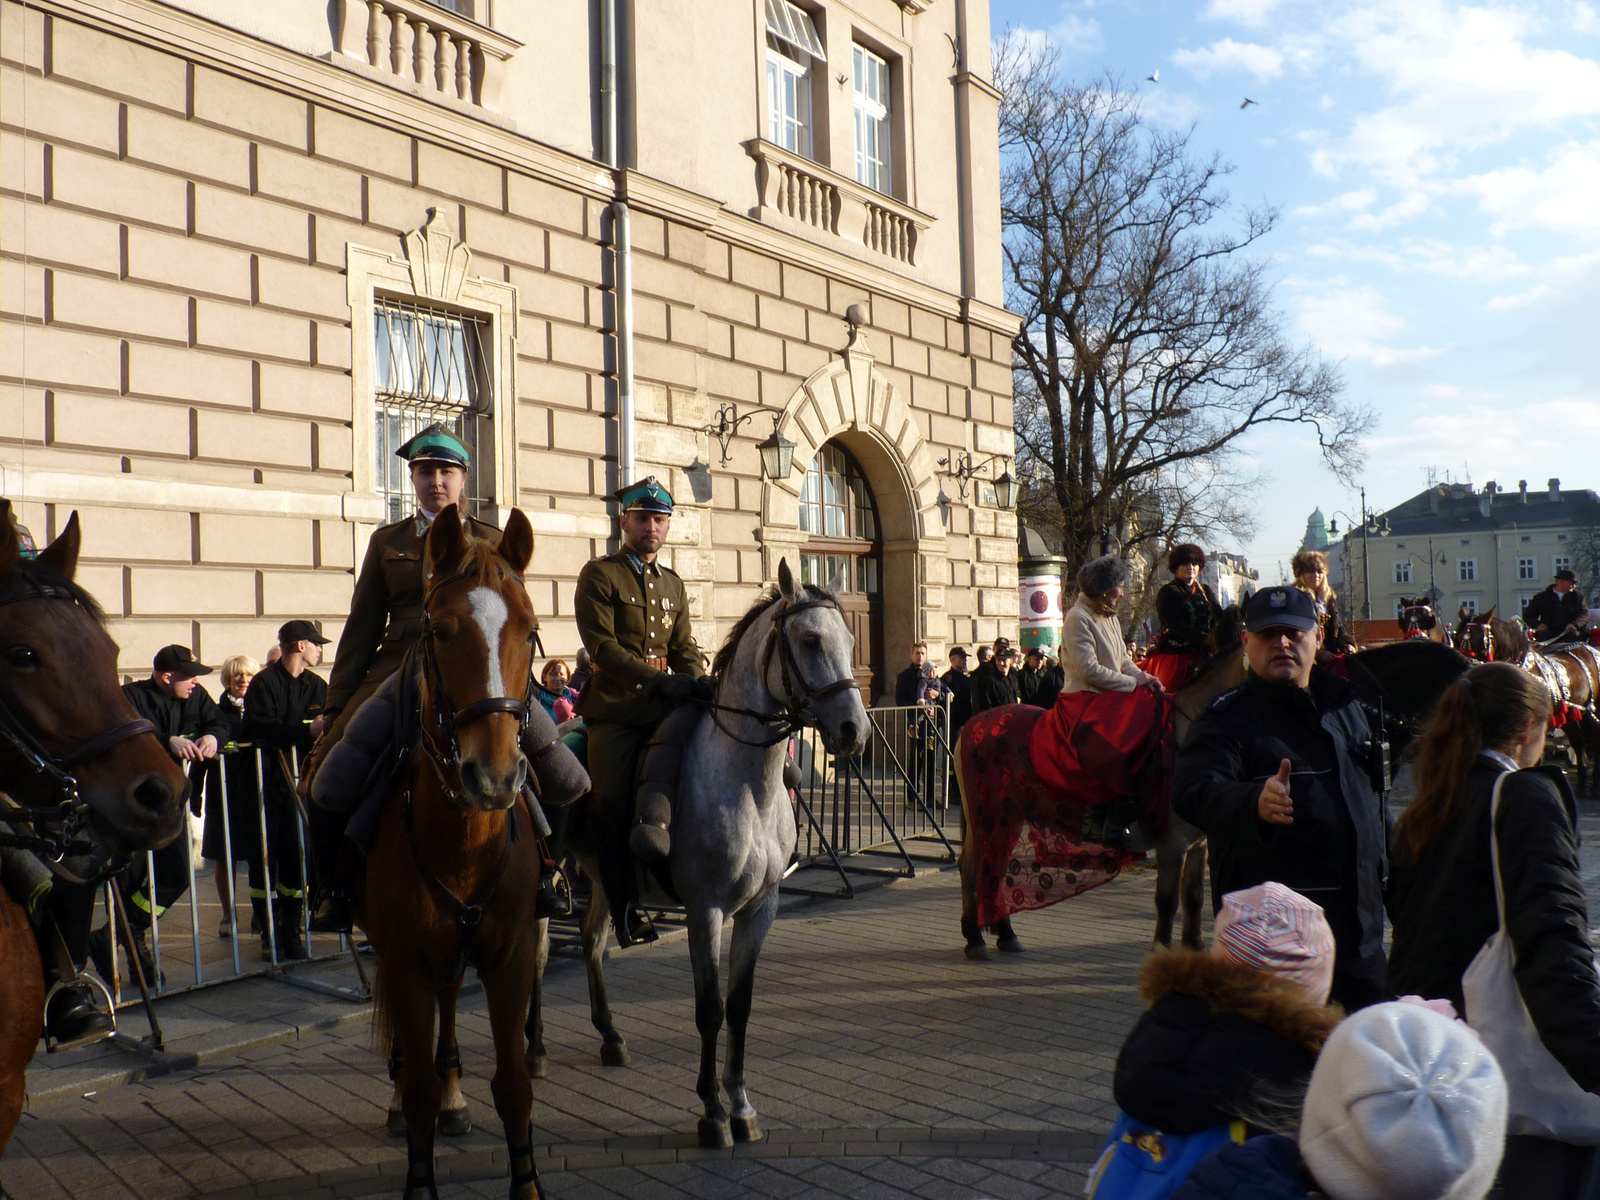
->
<box><xmin>0</xmin><ymin>0</ymin><xmax>1020</xmax><ymax>699</ymax></box>
<box><xmin>1339</xmin><ymin>479</ymin><xmax>1600</xmax><ymax>623</ymax></box>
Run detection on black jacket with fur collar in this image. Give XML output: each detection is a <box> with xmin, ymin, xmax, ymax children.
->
<box><xmin>1113</xmin><ymin>950</ymin><xmax>1343</xmax><ymax>1136</ymax></box>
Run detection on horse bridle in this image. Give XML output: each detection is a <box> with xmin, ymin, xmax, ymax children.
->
<box><xmin>414</xmin><ymin>565</ymin><xmax>538</xmax><ymax>795</ymax></box>
<box><xmin>0</xmin><ymin>582</ymin><xmax>159</xmax><ymax>863</ymax></box>
<box><xmin>709</xmin><ymin>591</ymin><xmax>860</xmax><ymax>748</ymax></box>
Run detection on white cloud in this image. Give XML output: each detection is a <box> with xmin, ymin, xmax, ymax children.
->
<box><xmin>1312</xmin><ymin>2</ymin><xmax>1600</xmax><ymax>188</ymax></box>
<box><xmin>1362</xmin><ymin>398</ymin><xmax>1600</xmax><ymax>482</ymax></box>
<box><xmin>1051</xmin><ymin>13</ymin><xmax>1103</xmax><ymax>54</ymax></box>
<box><xmin>1294</xmin><ymin>281</ymin><xmax>1443</xmax><ymax>367</ymax></box>
<box><xmin>1574</xmin><ymin>2</ymin><xmax>1599</xmax><ymax>34</ymax></box>
<box><xmin>1462</xmin><ymin>139</ymin><xmax>1600</xmax><ymax>241</ymax></box>
<box><xmin>1293</xmin><ymin>188</ymin><xmax>1377</xmax><ymax>217</ymax></box>
<box><xmin>1202</xmin><ymin>0</ymin><xmax>1292</xmax><ymax>25</ymax></box>
<box><xmin>1172</xmin><ymin>37</ymin><xmax>1285</xmax><ymax>81</ymax></box>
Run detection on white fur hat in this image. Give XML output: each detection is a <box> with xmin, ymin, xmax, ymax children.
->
<box><xmin>1301</xmin><ymin>1002</ymin><xmax>1508</xmax><ymax>1200</ymax></box>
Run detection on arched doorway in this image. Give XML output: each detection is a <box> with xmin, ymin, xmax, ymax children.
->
<box><xmin>797</xmin><ymin>440</ymin><xmax>885</xmax><ymax>697</ymax></box>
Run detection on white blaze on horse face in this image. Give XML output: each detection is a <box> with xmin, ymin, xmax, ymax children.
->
<box><xmin>468</xmin><ymin>586</ymin><xmax>509</xmax><ymax>698</ymax></box>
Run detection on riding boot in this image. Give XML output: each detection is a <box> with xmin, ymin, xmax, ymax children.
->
<box><xmin>308</xmin><ymin>803</ymin><xmax>355</xmax><ymax>933</ymax></box>
<box><xmin>599</xmin><ymin>854</ymin><xmax>656</xmax><ymax>948</ymax></box>
<box><xmin>275</xmin><ymin>898</ymin><xmax>309</xmax><ymax>961</ymax></box>
<box><xmin>1101</xmin><ymin>797</ymin><xmax>1142</xmax><ymax>849</ymax></box>
<box><xmin>45</xmin><ymin>983</ymin><xmax>113</xmax><ymax>1044</ymax></box>
<box><xmin>1079</xmin><ymin>804</ymin><xmax>1108</xmax><ymax>845</ymax></box>
<box><xmin>534</xmin><ymin>841</ymin><xmax>571</xmax><ymax>918</ymax></box>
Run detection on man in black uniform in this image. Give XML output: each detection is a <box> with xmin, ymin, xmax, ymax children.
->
<box><xmin>243</xmin><ymin>620</ymin><xmax>329</xmax><ymax>961</ymax></box>
<box><xmin>90</xmin><ymin>645</ymin><xmax>230</xmax><ymax>987</ymax></box>
<box><xmin>1172</xmin><ymin>586</ymin><xmax>1389</xmax><ymax>1011</ymax></box>
<box><xmin>1524</xmin><ymin>569</ymin><xmax>1588</xmax><ymax>644</ymax></box>
<box><xmin>969</xmin><ymin>638</ymin><xmax>1020</xmax><ymax>715</ymax></box>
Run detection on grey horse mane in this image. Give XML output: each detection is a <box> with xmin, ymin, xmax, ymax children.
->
<box><xmin>710</xmin><ymin>582</ymin><xmax>833</xmax><ymax>680</ymax></box>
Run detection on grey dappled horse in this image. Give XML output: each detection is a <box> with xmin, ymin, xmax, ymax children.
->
<box><xmin>547</xmin><ymin>558</ymin><xmax>870</xmax><ymax>1149</ymax></box>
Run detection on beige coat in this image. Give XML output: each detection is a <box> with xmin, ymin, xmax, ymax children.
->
<box><xmin>1062</xmin><ymin>596</ymin><xmax>1142</xmax><ymax>694</ymax></box>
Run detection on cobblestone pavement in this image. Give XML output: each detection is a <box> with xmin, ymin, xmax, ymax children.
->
<box><xmin>11</xmin><ymin>798</ymin><xmax>1600</xmax><ymax>1200</ymax></box>
<box><xmin>9</xmin><ymin>857</ymin><xmax>1159</xmax><ymax>1200</ymax></box>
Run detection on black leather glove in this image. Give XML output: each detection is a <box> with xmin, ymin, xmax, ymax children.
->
<box><xmin>692</xmin><ymin>675</ymin><xmax>718</xmax><ymax>703</ymax></box>
<box><xmin>654</xmin><ymin>672</ymin><xmax>697</xmax><ymax>703</ymax></box>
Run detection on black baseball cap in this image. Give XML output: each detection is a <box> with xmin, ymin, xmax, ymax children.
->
<box><xmin>153</xmin><ymin>645</ymin><xmax>212</xmax><ymax>677</ymax></box>
<box><xmin>948</xmin><ymin>646</ymin><xmax>968</xmax><ymax>660</ymax></box>
<box><xmin>279</xmin><ymin>619</ymin><xmax>331</xmax><ymax>646</ymax></box>
<box><xmin>1243</xmin><ymin>586</ymin><xmax>1320</xmax><ymax>634</ymax></box>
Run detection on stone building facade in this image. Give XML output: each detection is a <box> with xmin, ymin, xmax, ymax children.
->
<box><xmin>0</xmin><ymin>0</ymin><xmax>1019</xmax><ymax>699</ymax></box>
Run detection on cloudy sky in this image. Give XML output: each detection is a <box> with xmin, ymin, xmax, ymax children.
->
<box><xmin>993</xmin><ymin>0</ymin><xmax>1600</xmax><ymax>583</ymax></box>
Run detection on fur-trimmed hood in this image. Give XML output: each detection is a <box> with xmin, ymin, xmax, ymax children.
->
<box><xmin>1140</xmin><ymin>949</ymin><xmax>1344</xmax><ymax>1056</ymax></box>
<box><xmin>1113</xmin><ymin>950</ymin><xmax>1345</xmax><ymax>1136</ymax></box>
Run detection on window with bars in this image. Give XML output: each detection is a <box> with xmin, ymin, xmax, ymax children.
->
<box><xmin>373</xmin><ymin>296</ymin><xmax>493</xmax><ymax>524</ymax></box>
<box><xmin>852</xmin><ymin>43</ymin><xmax>891</xmax><ymax>194</ymax></box>
<box><xmin>766</xmin><ymin>0</ymin><xmax>824</xmax><ymax>159</ymax></box>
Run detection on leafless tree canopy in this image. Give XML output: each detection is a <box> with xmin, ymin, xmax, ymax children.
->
<box><xmin>997</xmin><ymin>40</ymin><xmax>1372</xmax><ymax>572</ymax></box>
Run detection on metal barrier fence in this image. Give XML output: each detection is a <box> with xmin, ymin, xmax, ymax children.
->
<box><xmin>785</xmin><ymin>701</ymin><xmax>959</xmax><ymax>898</ymax></box>
<box><xmin>103</xmin><ymin>744</ymin><xmax>364</xmax><ymax>1029</ymax></box>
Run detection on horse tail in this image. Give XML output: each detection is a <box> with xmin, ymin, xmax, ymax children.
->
<box><xmin>370</xmin><ymin>954</ymin><xmax>397</xmax><ymax>1057</ymax></box>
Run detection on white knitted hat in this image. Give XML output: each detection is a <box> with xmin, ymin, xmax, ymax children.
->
<box><xmin>1301</xmin><ymin>1002</ymin><xmax>1508</xmax><ymax>1200</ymax></box>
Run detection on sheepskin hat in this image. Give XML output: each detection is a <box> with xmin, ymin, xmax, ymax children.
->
<box><xmin>1168</xmin><ymin>543</ymin><xmax>1206</xmax><ymax>573</ymax></box>
<box><xmin>1077</xmin><ymin>554</ymin><xmax>1130</xmax><ymax>599</ymax></box>
<box><xmin>1301</xmin><ymin>1002</ymin><xmax>1508</xmax><ymax>1200</ymax></box>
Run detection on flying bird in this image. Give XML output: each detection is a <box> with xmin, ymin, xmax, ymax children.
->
<box><xmin>1145</xmin><ymin>69</ymin><xmax>1160</xmax><ymax>83</ymax></box>
<box><xmin>1240</xmin><ymin>97</ymin><xmax>1258</xmax><ymax>109</ymax></box>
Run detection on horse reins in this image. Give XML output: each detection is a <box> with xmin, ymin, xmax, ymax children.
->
<box><xmin>0</xmin><ymin>582</ymin><xmax>159</xmax><ymax>865</ymax></box>
<box><xmin>403</xmin><ymin>562</ymin><xmax>538</xmax><ymax>983</ymax></box>
<box><xmin>706</xmin><ymin>591</ymin><xmax>860</xmax><ymax>748</ymax></box>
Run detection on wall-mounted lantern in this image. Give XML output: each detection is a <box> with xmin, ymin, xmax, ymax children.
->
<box><xmin>756</xmin><ymin>415</ymin><xmax>796</xmax><ymax>481</ymax></box>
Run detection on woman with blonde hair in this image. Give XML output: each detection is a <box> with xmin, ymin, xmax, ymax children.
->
<box><xmin>1291</xmin><ymin>550</ymin><xmax>1352</xmax><ymax>658</ymax></box>
<box><xmin>1387</xmin><ymin>663</ymin><xmax>1600</xmax><ymax>1198</ymax></box>
<box><xmin>202</xmin><ymin>654</ymin><xmax>260</xmax><ymax>937</ymax></box>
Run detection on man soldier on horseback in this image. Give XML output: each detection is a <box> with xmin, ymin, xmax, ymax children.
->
<box><xmin>307</xmin><ymin>424</ymin><xmax>569</xmax><ymax>930</ymax></box>
<box><xmin>573</xmin><ymin>475</ymin><xmax>711</xmax><ymax>947</ymax></box>
<box><xmin>88</xmin><ymin>645</ymin><xmax>230</xmax><ymax>990</ymax></box>
<box><xmin>1525</xmin><ymin>568</ymin><xmax>1588</xmax><ymax>645</ymax></box>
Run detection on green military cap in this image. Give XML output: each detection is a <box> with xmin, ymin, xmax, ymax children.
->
<box><xmin>395</xmin><ymin>423</ymin><xmax>470</xmax><ymax>468</ymax></box>
<box><xmin>614</xmin><ymin>474</ymin><xmax>674</xmax><ymax>514</ymax></box>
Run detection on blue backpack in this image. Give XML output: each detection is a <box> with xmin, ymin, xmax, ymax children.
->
<box><xmin>1085</xmin><ymin>1112</ymin><xmax>1246</xmax><ymax>1200</ymax></box>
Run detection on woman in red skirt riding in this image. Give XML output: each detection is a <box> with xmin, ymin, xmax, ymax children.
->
<box><xmin>1143</xmin><ymin>543</ymin><xmax>1222</xmax><ymax>693</ymax></box>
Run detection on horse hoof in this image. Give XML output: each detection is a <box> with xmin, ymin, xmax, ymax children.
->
<box><xmin>697</xmin><ymin>1117</ymin><xmax>733</xmax><ymax>1149</ymax></box>
<box><xmin>527</xmin><ymin>1052</ymin><xmax>549</xmax><ymax>1079</ymax></box>
<box><xmin>730</xmin><ymin>1116</ymin><xmax>763</xmax><ymax>1143</ymax></box>
<box><xmin>386</xmin><ymin>1109</ymin><xmax>406</xmax><ymax>1137</ymax></box>
<box><xmin>996</xmin><ymin>936</ymin><xmax>1025</xmax><ymax>954</ymax></box>
<box><xmin>963</xmin><ymin>943</ymin><xmax>990</xmax><ymax>961</ymax></box>
<box><xmin>600</xmin><ymin>1041</ymin><xmax>630</xmax><ymax>1068</ymax></box>
<box><xmin>437</xmin><ymin>1106</ymin><xmax>472</xmax><ymax>1137</ymax></box>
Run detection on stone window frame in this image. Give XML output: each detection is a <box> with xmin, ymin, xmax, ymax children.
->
<box><xmin>851</xmin><ymin>41</ymin><xmax>893</xmax><ymax>195</ymax></box>
<box><xmin>345</xmin><ymin>208</ymin><xmax>519</xmax><ymax>529</ymax></box>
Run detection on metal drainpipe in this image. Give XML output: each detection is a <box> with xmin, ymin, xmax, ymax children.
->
<box><xmin>602</xmin><ymin>0</ymin><xmax>635</xmax><ymax>487</ymax></box>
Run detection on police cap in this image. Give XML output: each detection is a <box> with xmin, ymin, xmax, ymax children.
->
<box><xmin>1243</xmin><ymin>587</ymin><xmax>1320</xmax><ymax>634</ymax></box>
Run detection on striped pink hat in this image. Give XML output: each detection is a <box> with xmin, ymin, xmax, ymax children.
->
<box><xmin>1213</xmin><ymin>882</ymin><xmax>1336</xmax><ymax>1005</ymax></box>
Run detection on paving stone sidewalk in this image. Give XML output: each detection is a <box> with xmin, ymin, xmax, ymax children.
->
<box><xmin>11</xmin><ymin>800</ymin><xmax>1598</xmax><ymax>1200</ymax></box>
<box><xmin>9</xmin><ymin>856</ymin><xmax>1168</xmax><ymax>1200</ymax></box>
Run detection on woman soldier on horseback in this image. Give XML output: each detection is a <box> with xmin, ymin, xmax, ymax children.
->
<box><xmin>1143</xmin><ymin>543</ymin><xmax>1222</xmax><ymax>693</ymax></box>
<box><xmin>305</xmin><ymin>425</ymin><xmax>567</xmax><ymax>930</ymax></box>
<box><xmin>1034</xmin><ymin>555</ymin><xmax>1171</xmax><ymax>847</ymax></box>
<box><xmin>1292</xmin><ymin>550</ymin><xmax>1354</xmax><ymax>665</ymax></box>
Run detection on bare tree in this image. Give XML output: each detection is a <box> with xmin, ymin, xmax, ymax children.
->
<box><xmin>998</xmin><ymin>41</ymin><xmax>1372</xmax><ymax>572</ymax></box>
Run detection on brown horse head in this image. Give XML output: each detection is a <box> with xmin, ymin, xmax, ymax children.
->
<box><xmin>0</xmin><ymin>501</ymin><xmax>188</xmax><ymax>851</ymax></box>
<box><xmin>419</xmin><ymin>504</ymin><xmax>537</xmax><ymax>811</ymax></box>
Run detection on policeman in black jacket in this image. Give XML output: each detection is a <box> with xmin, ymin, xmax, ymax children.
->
<box><xmin>89</xmin><ymin>645</ymin><xmax>230</xmax><ymax>988</ymax></box>
<box><xmin>1172</xmin><ymin>586</ymin><xmax>1390</xmax><ymax>1011</ymax></box>
<box><xmin>243</xmin><ymin>620</ymin><xmax>329</xmax><ymax>961</ymax></box>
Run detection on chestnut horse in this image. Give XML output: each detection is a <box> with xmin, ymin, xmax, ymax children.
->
<box><xmin>1461</xmin><ymin>609</ymin><xmax>1599</xmax><ymax>793</ymax></box>
<box><xmin>362</xmin><ymin>506</ymin><xmax>546</xmax><ymax>1200</ymax></box>
<box><xmin>957</xmin><ymin>637</ymin><xmax>1470</xmax><ymax>957</ymax></box>
<box><xmin>0</xmin><ymin>501</ymin><xmax>188</xmax><ymax>1177</ymax></box>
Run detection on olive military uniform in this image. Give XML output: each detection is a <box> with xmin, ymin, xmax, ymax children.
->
<box><xmin>574</xmin><ymin>548</ymin><xmax>704</xmax><ymax>834</ymax></box>
<box><xmin>324</xmin><ymin>511</ymin><xmax>502</xmax><ymax>728</ymax></box>
<box><xmin>574</xmin><ymin>476</ymin><xmax>705</xmax><ymax>944</ymax></box>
